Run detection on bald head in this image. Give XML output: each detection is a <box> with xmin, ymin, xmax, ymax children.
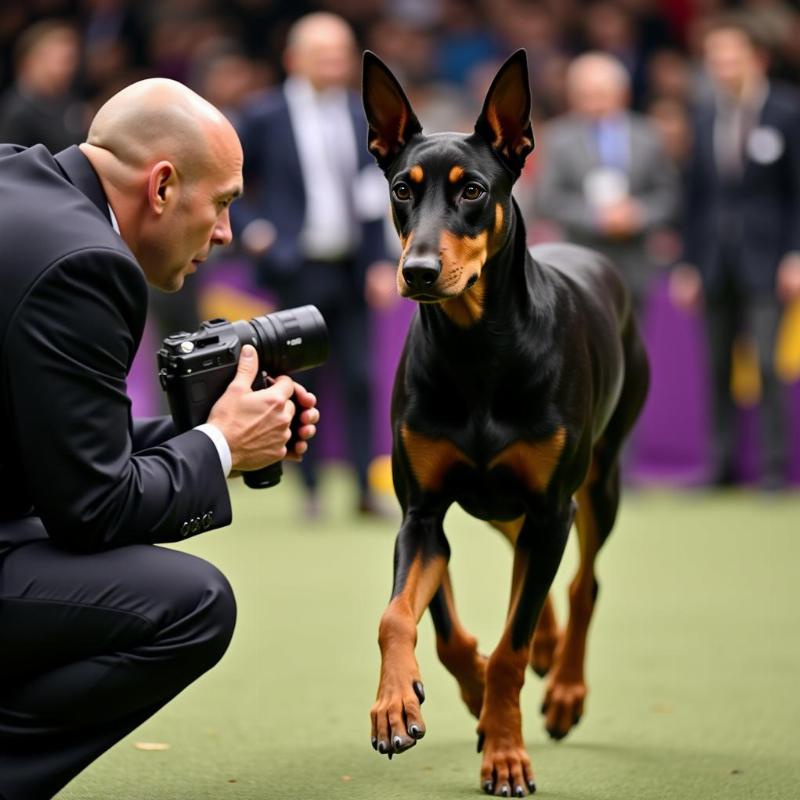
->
<box><xmin>566</xmin><ymin>53</ymin><xmax>631</xmax><ymax>118</ymax></box>
<box><xmin>85</xmin><ymin>78</ymin><xmax>234</xmax><ymax>182</ymax></box>
<box><xmin>284</xmin><ymin>12</ymin><xmax>356</xmax><ymax>91</ymax></box>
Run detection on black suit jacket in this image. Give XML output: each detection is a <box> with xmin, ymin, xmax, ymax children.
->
<box><xmin>0</xmin><ymin>144</ymin><xmax>232</xmax><ymax>554</ymax></box>
<box><xmin>683</xmin><ymin>83</ymin><xmax>800</xmax><ymax>296</ymax></box>
<box><xmin>233</xmin><ymin>85</ymin><xmax>388</xmax><ymax>288</ymax></box>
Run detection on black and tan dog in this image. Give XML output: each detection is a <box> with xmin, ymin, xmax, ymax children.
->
<box><xmin>362</xmin><ymin>50</ymin><xmax>649</xmax><ymax>797</ymax></box>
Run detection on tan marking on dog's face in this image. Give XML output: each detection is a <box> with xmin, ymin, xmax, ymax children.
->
<box><xmin>409</xmin><ymin>164</ymin><xmax>424</xmax><ymax>182</ymax></box>
<box><xmin>488</xmin><ymin>428</ymin><xmax>567</xmax><ymax>493</ymax></box>
<box><xmin>493</xmin><ymin>203</ymin><xmax>504</xmax><ymax>237</ymax></box>
<box><xmin>487</xmin><ymin>202</ymin><xmax>506</xmax><ymax>259</ymax></box>
<box><xmin>441</xmin><ymin>269</ymin><xmax>487</xmax><ymax>327</ymax></box>
<box><xmin>401</xmin><ymin>425</ymin><xmax>475</xmax><ymax>491</ymax></box>
<box><xmin>396</xmin><ymin>231</ymin><xmax>414</xmax><ymax>294</ymax></box>
<box><xmin>449</xmin><ymin>165</ymin><xmax>464</xmax><ymax>183</ymax></box>
<box><xmin>437</xmin><ymin>229</ymin><xmax>489</xmax><ymax>326</ymax></box>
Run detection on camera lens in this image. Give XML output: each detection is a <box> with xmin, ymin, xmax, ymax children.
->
<box><xmin>248</xmin><ymin>305</ymin><xmax>329</xmax><ymax>375</ymax></box>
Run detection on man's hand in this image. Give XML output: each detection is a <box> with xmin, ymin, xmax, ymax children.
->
<box><xmin>365</xmin><ymin>260</ymin><xmax>398</xmax><ymax>309</ymax></box>
<box><xmin>207</xmin><ymin>345</ymin><xmax>295</xmax><ymax>472</ymax></box>
<box><xmin>777</xmin><ymin>253</ymin><xmax>800</xmax><ymax>304</ymax></box>
<box><xmin>597</xmin><ymin>198</ymin><xmax>643</xmax><ymax>238</ymax></box>
<box><xmin>669</xmin><ymin>263</ymin><xmax>703</xmax><ymax>313</ymax></box>
<box><xmin>285</xmin><ymin>381</ymin><xmax>319</xmax><ymax>461</ymax></box>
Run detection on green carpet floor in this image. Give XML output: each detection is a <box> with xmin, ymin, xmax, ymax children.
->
<box><xmin>58</xmin><ymin>469</ymin><xmax>800</xmax><ymax>799</ymax></box>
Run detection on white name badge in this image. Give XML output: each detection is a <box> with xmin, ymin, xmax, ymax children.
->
<box><xmin>747</xmin><ymin>126</ymin><xmax>784</xmax><ymax>165</ymax></box>
<box><xmin>583</xmin><ymin>166</ymin><xmax>630</xmax><ymax>209</ymax></box>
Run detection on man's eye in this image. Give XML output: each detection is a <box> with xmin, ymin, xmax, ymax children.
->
<box><xmin>462</xmin><ymin>184</ymin><xmax>484</xmax><ymax>201</ymax></box>
<box><xmin>393</xmin><ymin>182</ymin><xmax>411</xmax><ymax>201</ymax></box>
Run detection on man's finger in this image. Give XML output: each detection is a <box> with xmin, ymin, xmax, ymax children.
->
<box><xmin>267</xmin><ymin>374</ymin><xmax>295</xmax><ymax>400</ymax></box>
<box><xmin>293</xmin><ymin>381</ymin><xmax>316</xmax><ymax>409</ymax></box>
<box><xmin>231</xmin><ymin>344</ymin><xmax>259</xmax><ymax>388</ymax></box>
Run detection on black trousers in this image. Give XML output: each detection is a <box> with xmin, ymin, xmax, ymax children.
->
<box><xmin>278</xmin><ymin>258</ymin><xmax>373</xmax><ymax>496</ymax></box>
<box><xmin>705</xmin><ymin>278</ymin><xmax>787</xmax><ymax>481</ymax></box>
<box><xmin>0</xmin><ymin>518</ymin><xmax>236</xmax><ymax>800</ymax></box>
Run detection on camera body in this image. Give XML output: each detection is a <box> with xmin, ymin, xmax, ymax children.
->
<box><xmin>158</xmin><ymin>305</ymin><xmax>329</xmax><ymax>488</ymax></box>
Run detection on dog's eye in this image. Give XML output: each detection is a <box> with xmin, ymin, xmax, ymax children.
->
<box><xmin>462</xmin><ymin>184</ymin><xmax>484</xmax><ymax>201</ymax></box>
<box><xmin>393</xmin><ymin>182</ymin><xmax>411</xmax><ymax>201</ymax></box>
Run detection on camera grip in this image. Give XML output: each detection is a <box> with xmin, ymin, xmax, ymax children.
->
<box><xmin>242</xmin><ymin>390</ymin><xmax>301</xmax><ymax>489</ymax></box>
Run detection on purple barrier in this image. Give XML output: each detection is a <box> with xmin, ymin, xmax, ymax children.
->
<box><xmin>129</xmin><ymin>262</ymin><xmax>800</xmax><ymax>486</ymax></box>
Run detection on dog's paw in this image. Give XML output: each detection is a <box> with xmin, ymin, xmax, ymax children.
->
<box><xmin>478</xmin><ymin>732</ymin><xmax>536</xmax><ymax>796</ymax></box>
<box><xmin>541</xmin><ymin>677</ymin><xmax>586</xmax><ymax>740</ymax></box>
<box><xmin>370</xmin><ymin>678</ymin><xmax>426</xmax><ymax>758</ymax></box>
<box><xmin>529</xmin><ymin>630</ymin><xmax>559</xmax><ymax>678</ymax></box>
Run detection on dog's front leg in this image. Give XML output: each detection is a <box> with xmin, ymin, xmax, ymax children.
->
<box><xmin>478</xmin><ymin>502</ymin><xmax>574</xmax><ymax>797</ymax></box>
<box><xmin>371</xmin><ymin>512</ymin><xmax>448</xmax><ymax>758</ymax></box>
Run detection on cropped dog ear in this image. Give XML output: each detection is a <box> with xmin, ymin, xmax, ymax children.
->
<box><xmin>474</xmin><ymin>50</ymin><xmax>534</xmax><ymax>177</ymax></box>
<box><xmin>362</xmin><ymin>51</ymin><xmax>422</xmax><ymax>171</ymax></box>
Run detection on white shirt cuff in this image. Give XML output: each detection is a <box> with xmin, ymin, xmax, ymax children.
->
<box><xmin>195</xmin><ymin>423</ymin><xmax>232</xmax><ymax>477</ymax></box>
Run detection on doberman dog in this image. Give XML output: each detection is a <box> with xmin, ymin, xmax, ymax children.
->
<box><xmin>362</xmin><ymin>49</ymin><xmax>649</xmax><ymax>796</ymax></box>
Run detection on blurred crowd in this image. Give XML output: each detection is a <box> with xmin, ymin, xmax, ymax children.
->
<box><xmin>2</xmin><ymin>0</ymin><xmax>799</xmax><ymax>501</ymax></box>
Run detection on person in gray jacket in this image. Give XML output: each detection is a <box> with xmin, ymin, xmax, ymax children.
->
<box><xmin>534</xmin><ymin>52</ymin><xmax>679</xmax><ymax>312</ymax></box>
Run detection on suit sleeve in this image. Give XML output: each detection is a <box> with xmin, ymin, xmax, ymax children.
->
<box><xmin>132</xmin><ymin>416</ymin><xmax>176</xmax><ymax>451</ymax></box>
<box><xmin>3</xmin><ymin>247</ymin><xmax>232</xmax><ymax>552</ymax></box>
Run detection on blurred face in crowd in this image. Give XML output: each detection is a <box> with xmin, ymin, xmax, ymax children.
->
<box><xmin>284</xmin><ymin>14</ymin><xmax>356</xmax><ymax>91</ymax></box>
<box><xmin>703</xmin><ymin>27</ymin><xmax>765</xmax><ymax>97</ymax></box>
<box><xmin>19</xmin><ymin>27</ymin><xmax>80</xmax><ymax>97</ymax></box>
<box><xmin>567</xmin><ymin>54</ymin><xmax>630</xmax><ymax>118</ymax></box>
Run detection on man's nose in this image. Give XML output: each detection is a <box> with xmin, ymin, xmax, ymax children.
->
<box><xmin>213</xmin><ymin>209</ymin><xmax>233</xmax><ymax>247</ymax></box>
<box><xmin>402</xmin><ymin>255</ymin><xmax>441</xmax><ymax>289</ymax></box>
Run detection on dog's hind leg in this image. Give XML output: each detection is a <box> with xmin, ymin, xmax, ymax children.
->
<box><xmin>542</xmin><ymin>317</ymin><xmax>649</xmax><ymax>740</ymax></box>
<box><xmin>429</xmin><ymin>569</ymin><xmax>487</xmax><ymax>718</ymax></box>
<box><xmin>530</xmin><ymin>593</ymin><xmax>560</xmax><ymax>678</ymax></box>
<box><xmin>540</xmin><ymin>465</ymin><xmax>612</xmax><ymax>740</ymax></box>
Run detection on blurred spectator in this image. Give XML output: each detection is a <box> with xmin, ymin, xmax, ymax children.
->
<box><xmin>581</xmin><ymin>1</ymin><xmax>649</xmax><ymax>106</ymax></box>
<box><xmin>235</xmin><ymin>12</ymin><xmax>395</xmax><ymax>518</ymax></box>
<box><xmin>670</xmin><ymin>15</ymin><xmax>800</xmax><ymax>490</ymax></box>
<box><xmin>436</xmin><ymin>0</ymin><xmax>500</xmax><ymax>86</ymax></box>
<box><xmin>535</xmin><ymin>52</ymin><xmax>679</xmax><ymax>313</ymax></box>
<box><xmin>0</xmin><ymin>19</ymin><xmax>85</xmax><ymax>151</ymax></box>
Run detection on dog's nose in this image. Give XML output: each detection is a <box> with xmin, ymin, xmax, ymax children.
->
<box><xmin>402</xmin><ymin>257</ymin><xmax>440</xmax><ymax>290</ymax></box>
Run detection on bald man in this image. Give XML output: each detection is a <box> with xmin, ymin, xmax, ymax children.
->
<box><xmin>0</xmin><ymin>79</ymin><xmax>318</xmax><ymax>799</ymax></box>
<box><xmin>535</xmin><ymin>52</ymin><xmax>679</xmax><ymax>312</ymax></box>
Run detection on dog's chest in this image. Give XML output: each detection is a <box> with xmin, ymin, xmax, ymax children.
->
<box><xmin>400</xmin><ymin>417</ymin><xmax>566</xmax><ymax>517</ymax></box>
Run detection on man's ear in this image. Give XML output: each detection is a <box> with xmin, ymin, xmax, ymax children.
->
<box><xmin>147</xmin><ymin>161</ymin><xmax>177</xmax><ymax>214</ymax></box>
<box><xmin>474</xmin><ymin>50</ymin><xmax>534</xmax><ymax>177</ymax></box>
<box><xmin>362</xmin><ymin>50</ymin><xmax>422</xmax><ymax>172</ymax></box>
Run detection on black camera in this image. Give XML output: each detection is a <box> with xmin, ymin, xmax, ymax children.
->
<box><xmin>158</xmin><ymin>305</ymin><xmax>329</xmax><ymax>488</ymax></box>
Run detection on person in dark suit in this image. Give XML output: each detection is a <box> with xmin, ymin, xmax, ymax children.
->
<box><xmin>0</xmin><ymin>20</ymin><xmax>85</xmax><ymax>153</ymax></box>
<box><xmin>235</xmin><ymin>12</ymin><xmax>395</xmax><ymax>519</ymax></box>
<box><xmin>670</xmin><ymin>15</ymin><xmax>800</xmax><ymax>489</ymax></box>
<box><xmin>0</xmin><ymin>79</ymin><xmax>319</xmax><ymax>800</ymax></box>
